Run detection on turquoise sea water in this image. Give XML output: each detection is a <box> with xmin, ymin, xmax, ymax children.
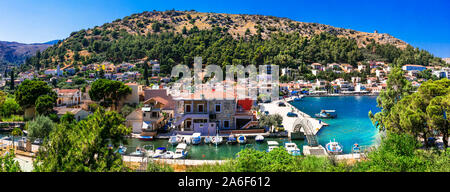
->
<box><xmin>290</xmin><ymin>96</ymin><xmax>381</xmax><ymax>153</ymax></box>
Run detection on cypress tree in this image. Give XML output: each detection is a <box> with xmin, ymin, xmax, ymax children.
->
<box><xmin>10</xmin><ymin>69</ymin><xmax>14</xmax><ymax>90</ymax></box>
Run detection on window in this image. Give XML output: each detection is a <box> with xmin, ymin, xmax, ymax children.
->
<box><xmin>185</xmin><ymin>104</ymin><xmax>192</xmax><ymax>113</ymax></box>
<box><xmin>223</xmin><ymin>120</ymin><xmax>230</xmax><ymax>129</ymax></box>
<box><xmin>215</xmin><ymin>104</ymin><xmax>221</xmax><ymax>113</ymax></box>
<box><xmin>198</xmin><ymin>104</ymin><xmax>204</xmax><ymax>113</ymax></box>
<box><xmin>151</xmin><ymin>112</ymin><xmax>158</xmax><ymax>118</ymax></box>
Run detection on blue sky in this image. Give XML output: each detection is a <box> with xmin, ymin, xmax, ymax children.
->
<box><xmin>1</xmin><ymin>0</ymin><xmax>449</xmax><ymax>57</ymax></box>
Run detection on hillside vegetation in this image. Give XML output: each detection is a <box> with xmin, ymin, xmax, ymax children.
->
<box><xmin>24</xmin><ymin>10</ymin><xmax>445</xmax><ymax>74</ymax></box>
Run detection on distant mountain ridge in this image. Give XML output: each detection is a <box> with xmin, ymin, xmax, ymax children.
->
<box><xmin>0</xmin><ymin>40</ymin><xmax>57</xmax><ymax>65</ymax></box>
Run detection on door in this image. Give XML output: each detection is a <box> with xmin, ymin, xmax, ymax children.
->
<box><xmin>185</xmin><ymin>120</ymin><xmax>192</xmax><ymax>130</ymax></box>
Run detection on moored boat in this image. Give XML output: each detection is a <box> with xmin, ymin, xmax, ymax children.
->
<box><xmin>237</xmin><ymin>135</ymin><xmax>247</xmax><ymax>144</ymax></box>
<box><xmin>138</xmin><ymin>135</ymin><xmax>153</xmax><ymax>141</ymax></box>
<box><xmin>267</xmin><ymin>141</ymin><xmax>279</xmax><ymax>152</ymax></box>
<box><xmin>352</xmin><ymin>143</ymin><xmax>360</xmax><ymax>153</ymax></box>
<box><xmin>191</xmin><ymin>133</ymin><xmax>202</xmax><ymax>145</ymax></box>
<box><xmin>212</xmin><ymin>134</ymin><xmax>223</xmax><ymax>145</ymax></box>
<box><xmin>116</xmin><ymin>144</ymin><xmax>127</xmax><ymax>155</ymax></box>
<box><xmin>152</xmin><ymin>147</ymin><xmax>166</xmax><ymax>158</ymax></box>
<box><xmin>173</xmin><ymin>143</ymin><xmax>189</xmax><ymax>159</ymax></box>
<box><xmin>143</xmin><ymin>145</ymin><xmax>155</xmax><ymax>157</ymax></box>
<box><xmin>326</xmin><ymin>139</ymin><xmax>343</xmax><ymax>155</ymax></box>
<box><xmin>226</xmin><ymin>135</ymin><xmax>237</xmax><ymax>144</ymax></box>
<box><xmin>161</xmin><ymin>151</ymin><xmax>174</xmax><ymax>159</ymax></box>
<box><xmin>255</xmin><ymin>135</ymin><xmax>265</xmax><ymax>143</ymax></box>
<box><xmin>204</xmin><ymin>136</ymin><xmax>212</xmax><ymax>144</ymax></box>
<box><xmin>315</xmin><ymin>110</ymin><xmax>337</xmax><ymax>119</ymax></box>
<box><xmin>284</xmin><ymin>142</ymin><xmax>301</xmax><ymax>156</ymax></box>
<box><xmin>130</xmin><ymin>146</ymin><xmax>144</xmax><ymax>157</ymax></box>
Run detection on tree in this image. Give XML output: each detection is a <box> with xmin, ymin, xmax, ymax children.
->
<box><xmin>143</xmin><ymin>60</ymin><xmax>150</xmax><ymax>86</ymax></box>
<box><xmin>0</xmin><ymin>97</ymin><xmax>21</xmax><ymax>117</ymax></box>
<box><xmin>33</xmin><ymin>109</ymin><xmax>131</xmax><ymax>172</ymax></box>
<box><xmin>0</xmin><ymin>149</ymin><xmax>21</xmax><ymax>172</ymax></box>
<box><xmin>35</xmin><ymin>95</ymin><xmax>56</xmax><ymax>115</ymax></box>
<box><xmin>88</xmin><ymin>79</ymin><xmax>131</xmax><ymax>110</ymax></box>
<box><xmin>11</xmin><ymin>127</ymin><xmax>23</xmax><ymax>153</ymax></box>
<box><xmin>9</xmin><ymin>69</ymin><xmax>14</xmax><ymax>91</ymax></box>
<box><xmin>369</xmin><ymin>67</ymin><xmax>412</xmax><ymax>131</ymax></box>
<box><xmin>15</xmin><ymin>80</ymin><xmax>57</xmax><ymax>110</ymax></box>
<box><xmin>26</xmin><ymin>115</ymin><xmax>56</xmax><ymax>140</ymax></box>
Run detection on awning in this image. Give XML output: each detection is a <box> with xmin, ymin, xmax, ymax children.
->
<box><xmin>142</xmin><ymin>121</ymin><xmax>153</xmax><ymax>129</ymax></box>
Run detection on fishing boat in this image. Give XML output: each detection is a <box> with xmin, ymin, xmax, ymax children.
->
<box><xmin>116</xmin><ymin>145</ymin><xmax>127</xmax><ymax>155</ymax></box>
<box><xmin>315</xmin><ymin>110</ymin><xmax>337</xmax><ymax>119</ymax></box>
<box><xmin>326</xmin><ymin>139</ymin><xmax>343</xmax><ymax>155</ymax></box>
<box><xmin>130</xmin><ymin>147</ymin><xmax>144</xmax><ymax>156</ymax></box>
<box><xmin>138</xmin><ymin>135</ymin><xmax>153</xmax><ymax>141</ymax></box>
<box><xmin>226</xmin><ymin>135</ymin><xmax>237</xmax><ymax>144</ymax></box>
<box><xmin>152</xmin><ymin>147</ymin><xmax>167</xmax><ymax>158</ymax></box>
<box><xmin>255</xmin><ymin>135</ymin><xmax>265</xmax><ymax>143</ymax></box>
<box><xmin>173</xmin><ymin>143</ymin><xmax>189</xmax><ymax>159</ymax></box>
<box><xmin>160</xmin><ymin>151</ymin><xmax>174</xmax><ymax>159</ymax></box>
<box><xmin>284</xmin><ymin>142</ymin><xmax>301</xmax><ymax>156</ymax></box>
<box><xmin>352</xmin><ymin>143</ymin><xmax>361</xmax><ymax>153</ymax></box>
<box><xmin>204</xmin><ymin>136</ymin><xmax>212</xmax><ymax>144</ymax></box>
<box><xmin>267</xmin><ymin>141</ymin><xmax>279</xmax><ymax>152</ymax></box>
<box><xmin>191</xmin><ymin>133</ymin><xmax>202</xmax><ymax>145</ymax></box>
<box><xmin>237</xmin><ymin>135</ymin><xmax>247</xmax><ymax>144</ymax></box>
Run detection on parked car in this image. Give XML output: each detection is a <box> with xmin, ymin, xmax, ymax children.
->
<box><xmin>287</xmin><ymin>112</ymin><xmax>298</xmax><ymax>117</ymax></box>
<box><xmin>278</xmin><ymin>102</ymin><xmax>286</xmax><ymax>107</ymax></box>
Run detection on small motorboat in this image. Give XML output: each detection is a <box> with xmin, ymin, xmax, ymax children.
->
<box><xmin>116</xmin><ymin>145</ymin><xmax>127</xmax><ymax>155</ymax></box>
<box><xmin>143</xmin><ymin>145</ymin><xmax>155</xmax><ymax>157</ymax></box>
<box><xmin>212</xmin><ymin>134</ymin><xmax>223</xmax><ymax>145</ymax></box>
<box><xmin>284</xmin><ymin>142</ymin><xmax>301</xmax><ymax>156</ymax></box>
<box><xmin>315</xmin><ymin>110</ymin><xmax>337</xmax><ymax>119</ymax></box>
<box><xmin>184</xmin><ymin>136</ymin><xmax>192</xmax><ymax>145</ymax></box>
<box><xmin>227</xmin><ymin>135</ymin><xmax>237</xmax><ymax>144</ymax></box>
<box><xmin>352</xmin><ymin>143</ymin><xmax>360</xmax><ymax>153</ymax></box>
<box><xmin>326</xmin><ymin>139</ymin><xmax>343</xmax><ymax>155</ymax></box>
<box><xmin>237</xmin><ymin>135</ymin><xmax>247</xmax><ymax>144</ymax></box>
<box><xmin>255</xmin><ymin>135</ymin><xmax>265</xmax><ymax>143</ymax></box>
<box><xmin>138</xmin><ymin>135</ymin><xmax>153</xmax><ymax>141</ymax></box>
<box><xmin>160</xmin><ymin>151</ymin><xmax>174</xmax><ymax>159</ymax></box>
<box><xmin>267</xmin><ymin>141</ymin><xmax>279</xmax><ymax>152</ymax></box>
<box><xmin>152</xmin><ymin>147</ymin><xmax>167</xmax><ymax>158</ymax></box>
<box><xmin>169</xmin><ymin>135</ymin><xmax>183</xmax><ymax>146</ymax></box>
<box><xmin>173</xmin><ymin>143</ymin><xmax>189</xmax><ymax>159</ymax></box>
<box><xmin>130</xmin><ymin>147</ymin><xmax>144</xmax><ymax>157</ymax></box>
<box><xmin>204</xmin><ymin>136</ymin><xmax>212</xmax><ymax>144</ymax></box>
<box><xmin>191</xmin><ymin>133</ymin><xmax>202</xmax><ymax>145</ymax></box>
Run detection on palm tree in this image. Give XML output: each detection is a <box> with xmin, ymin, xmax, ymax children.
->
<box><xmin>11</xmin><ymin>127</ymin><xmax>23</xmax><ymax>154</ymax></box>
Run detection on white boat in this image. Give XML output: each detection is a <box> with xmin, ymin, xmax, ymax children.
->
<box><xmin>212</xmin><ymin>134</ymin><xmax>223</xmax><ymax>145</ymax></box>
<box><xmin>226</xmin><ymin>135</ymin><xmax>237</xmax><ymax>144</ymax></box>
<box><xmin>326</xmin><ymin>139</ymin><xmax>343</xmax><ymax>154</ymax></box>
<box><xmin>173</xmin><ymin>143</ymin><xmax>189</xmax><ymax>159</ymax></box>
<box><xmin>143</xmin><ymin>145</ymin><xmax>155</xmax><ymax>157</ymax></box>
<box><xmin>284</xmin><ymin>142</ymin><xmax>301</xmax><ymax>156</ymax></box>
<box><xmin>184</xmin><ymin>136</ymin><xmax>192</xmax><ymax>145</ymax></box>
<box><xmin>267</xmin><ymin>141</ymin><xmax>279</xmax><ymax>152</ymax></box>
<box><xmin>130</xmin><ymin>147</ymin><xmax>144</xmax><ymax>157</ymax></box>
<box><xmin>255</xmin><ymin>135</ymin><xmax>265</xmax><ymax>143</ymax></box>
<box><xmin>191</xmin><ymin>133</ymin><xmax>202</xmax><ymax>145</ymax></box>
<box><xmin>204</xmin><ymin>136</ymin><xmax>212</xmax><ymax>144</ymax></box>
<box><xmin>168</xmin><ymin>135</ymin><xmax>183</xmax><ymax>146</ymax></box>
<box><xmin>237</xmin><ymin>135</ymin><xmax>247</xmax><ymax>144</ymax></box>
<box><xmin>152</xmin><ymin>147</ymin><xmax>166</xmax><ymax>158</ymax></box>
<box><xmin>161</xmin><ymin>151</ymin><xmax>174</xmax><ymax>159</ymax></box>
